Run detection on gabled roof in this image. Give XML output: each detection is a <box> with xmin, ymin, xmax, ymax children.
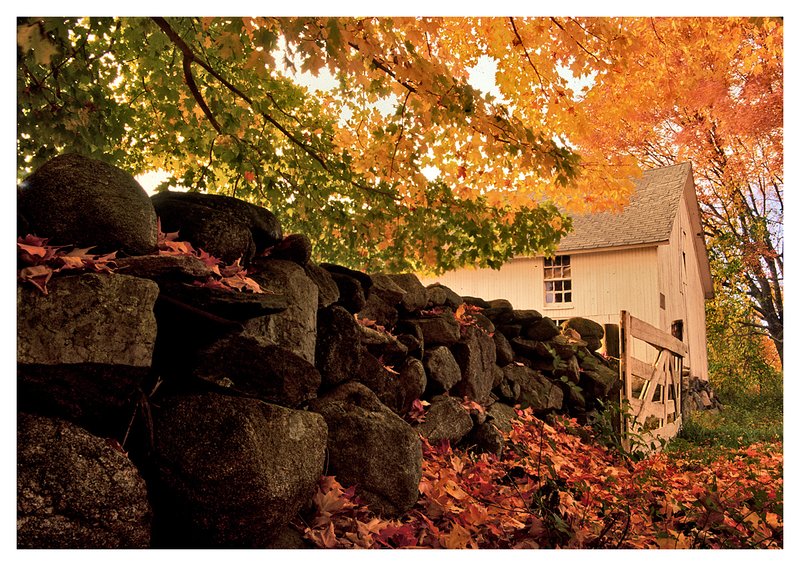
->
<box><xmin>554</xmin><ymin>161</ymin><xmax>714</xmax><ymax>299</ymax></box>
<box><xmin>557</xmin><ymin>162</ymin><xmax>691</xmax><ymax>252</ymax></box>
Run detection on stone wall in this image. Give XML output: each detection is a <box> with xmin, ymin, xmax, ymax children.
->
<box><xmin>16</xmin><ymin>153</ymin><xmax>632</xmax><ymax>548</ymax></box>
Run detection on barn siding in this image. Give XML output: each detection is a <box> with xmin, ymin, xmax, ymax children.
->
<box><xmin>419</xmin><ymin>247</ymin><xmax>661</xmax><ymax>361</ymax></box>
<box><xmin>657</xmin><ymin>193</ymin><xmax>709</xmax><ymax>381</ymax></box>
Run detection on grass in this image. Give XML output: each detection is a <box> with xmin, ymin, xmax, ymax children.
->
<box><xmin>666</xmin><ymin>390</ymin><xmax>783</xmax><ymax>457</ymax></box>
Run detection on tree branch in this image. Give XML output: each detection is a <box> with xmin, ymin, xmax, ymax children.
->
<box><xmin>508</xmin><ymin>18</ymin><xmax>549</xmax><ymax>100</ymax></box>
<box><xmin>389</xmin><ymin>91</ymin><xmax>411</xmax><ymax>180</ymax></box>
<box><xmin>550</xmin><ymin>17</ymin><xmax>603</xmax><ymax>64</ymax></box>
<box><xmin>151</xmin><ymin>17</ymin><xmax>331</xmax><ymax>173</ymax></box>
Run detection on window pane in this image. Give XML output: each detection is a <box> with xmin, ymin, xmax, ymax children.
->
<box><xmin>543</xmin><ymin>255</ymin><xmax>571</xmax><ymax>305</ymax></box>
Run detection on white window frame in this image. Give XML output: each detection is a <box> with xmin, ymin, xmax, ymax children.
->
<box><xmin>543</xmin><ymin>255</ymin><xmax>573</xmax><ymax>306</ymax></box>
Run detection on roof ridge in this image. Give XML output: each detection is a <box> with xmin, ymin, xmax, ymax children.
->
<box><xmin>556</xmin><ymin>162</ymin><xmax>691</xmax><ymax>252</ymax></box>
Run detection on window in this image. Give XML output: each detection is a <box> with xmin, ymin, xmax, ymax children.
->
<box><xmin>544</xmin><ymin>255</ymin><xmax>572</xmax><ymax>305</ymax></box>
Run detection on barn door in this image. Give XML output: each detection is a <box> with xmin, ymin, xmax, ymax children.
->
<box><xmin>619</xmin><ymin>311</ymin><xmax>686</xmax><ymax>453</ymax></box>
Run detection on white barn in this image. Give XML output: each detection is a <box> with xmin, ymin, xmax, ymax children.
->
<box><xmin>421</xmin><ymin>162</ymin><xmax>714</xmax><ymax>382</ymax></box>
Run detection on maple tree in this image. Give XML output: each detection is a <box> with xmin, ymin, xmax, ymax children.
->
<box><xmin>17</xmin><ymin>16</ymin><xmax>646</xmax><ymax>273</ymax></box>
<box><xmin>571</xmin><ymin>17</ymin><xmax>783</xmax><ymax>363</ymax></box>
<box><xmin>17</xmin><ymin>17</ymin><xmax>781</xmax><ymax>351</ymax></box>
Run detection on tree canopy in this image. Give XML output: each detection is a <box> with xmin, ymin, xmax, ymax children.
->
<box><xmin>17</xmin><ymin>16</ymin><xmax>646</xmax><ymax>273</ymax></box>
<box><xmin>17</xmin><ymin>17</ymin><xmax>783</xmax><ymax>353</ymax></box>
<box><xmin>571</xmin><ymin>17</ymin><xmax>783</xmax><ymax>362</ymax></box>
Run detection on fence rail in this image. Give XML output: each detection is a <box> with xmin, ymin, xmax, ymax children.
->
<box><xmin>619</xmin><ymin>310</ymin><xmax>684</xmax><ymax>453</ymax></box>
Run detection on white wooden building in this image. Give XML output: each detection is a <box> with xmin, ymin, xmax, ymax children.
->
<box><xmin>421</xmin><ymin>162</ymin><xmax>714</xmax><ymax>381</ymax></box>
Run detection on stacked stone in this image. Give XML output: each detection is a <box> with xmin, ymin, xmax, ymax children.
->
<box><xmin>682</xmin><ymin>375</ymin><xmax>723</xmax><ymax>413</ymax></box>
<box><xmin>16</xmin><ymin>153</ymin><xmax>623</xmax><ymax>549</ymax></box>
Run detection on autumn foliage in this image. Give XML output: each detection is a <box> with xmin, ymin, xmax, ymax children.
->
<box><xmin>17</xmin><ymin>223</ymin><xmax>264</xmax><ymax>295</ymax></box>
<box><xmin>298</xmin><ymin>408</ymin><xmax>782</xmax><ymax>549</ymax></box>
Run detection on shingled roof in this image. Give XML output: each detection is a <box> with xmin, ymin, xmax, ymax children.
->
<box><xmin>557</xmin><ymin>162</ymin><xmax>692</xmax><ymax>252</ymax></box>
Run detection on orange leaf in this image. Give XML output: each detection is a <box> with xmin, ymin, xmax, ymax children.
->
<box><xmin>19</xmin><ymin>265</ymin><xmax>53</xmax><ymax>294</ymax></box>
<box><xmin>57</xmin><ymin>256</ymin><xmax>86</xmax><ymax>270</ymax></box>
<box><xmin>439</xmin><ymin>523</ymin><xmax>474</xmax><ymax>549</ymax></box>
<box><xmin>17</xmin><ymin>243</ymin><xmax>50</xmax><ymax>259</ymax></box>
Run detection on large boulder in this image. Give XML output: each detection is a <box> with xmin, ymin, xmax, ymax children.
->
<box><xmin>383</xmin><ymin>273</ymin><xmax>428</xmax><ymax>313</ymax></box>
<box><xmin>17</xmin><ymin>413</ymin><xmax>152</xmax><ymax>548</ymax></box>
<box><xmin>151</xmin><ymin>191</ymin><xmax>282</xmax><ymax>264</ymax></box>
<box><xmin>316</xmin><ymin>305</ymin><xmax>364</xmax><ymax>387</ymax></box>
<box><xmin>493</xmin><ymin>331</ymin><xmax>515</xmax><ymax>367</ymax></box>
<box><xmin>511</xmin><ymin>310</ymin><xmax>543</xmax><ymax>325</ymax></box>
<box><xmin>354</xmin><ymin>352</ymin><xmax>424</xmax><ymax>415</ymax></box>
<box><xmin>483</xmin><ymin>299</ymin><xmax>514</xmax><ymax>325</ymax></box>
<box><xmin>326</xmin><ymin>272</ymin><xmax>368</xmax><ymax>313</ymax></box>
<box><xmin>501</xmin><ymin>364</ymin><xmax>563</xmax><ymax>412</ymax></box>
<box><xmin>158</xmin><ymin>281</ymin><xmax>290</xmax><ymax>321</ymax></box>
<box><xmin>320</xmin><ymin>264</ymin><xmax>372</xmax><ymax>314</ymax></box>
<box><xmin>358</xmin><ymin>324</ymin><xmax>408</xmax><ymax>363</ymax></box>
<box><xmin>424</xmin><ymin>283</ymin><xmax>464</xmax><ymax>310</ymax></box>
<box><xmin>114</xmin><ymin>253</ymin><xmax>215</xmax><ymax>282</ymax></box>
<box><xmin>195</xmin><ymin>333</ymin><xmax>321</xmax><ymax>408</ymax></box>
<box><xmin>485</xmin><ymin>402</ymin><xmax>520</xmax><ymax>433</ymax></box>
<box><xmin>369</xmin><ymin>274</ymin><xmax>408</xmax><ymax>307</ymax></box>
<box><xmin>243</xmin><ymin>259</ymin><xmax>318</xmax><ymax>364</ymax></box>
<box><xmin>423</xmin><ymin>346</ymin><xmax>462</xmax><ymax>394</ymax></box>
<box><xmin>151</xmin><ymin>392</ymin><xmax>327</xmax><ymax>547</ymax></box>
<box><xmin>266</xmin><ymin>233</ymin><xmax>312</xmax><ymax>266</ymax></box>
<box><xmin>414</xmin><ymin>395</ymin><xmax>473</xmax><ymax>445</ymax></box>
<box><xmin>394</xmin><ymin>320</ymin><xmax>425</xmax><ymax>359</ymax></box>
<box><xmin>308</xmin><ymin>382</ymin><xmax>422</xmax><ymax>517</ymax></box>
<box><xmin>18</xmin><ymin>153</ymin><xmax>158</xmax><ymax>255</ymax></box>
<box><xmin>17</xmin><ymin>273</ymin><xmax>159</xmax><ymax>432</ymax></box>
<box><xmin>357</xmin><ymin>292</ymin><xmax>399</xmax><ymax>329</ymax></box>
<box><xmin>524</xmin><ymin>317</ymin><xmax>561</xmax><ymax>341</ymax></box>
<box><xmin>411</xmin><ymin>312</ymin><xmax>461</xmax><ymax>346</ymax></box>
<box><xmin>396</xmin><ymin>357</ymin><xmax>427</xmax><ymax>414</ymax></box>
<box><xmin>17</xmin><ymin>273</ymin><xmax>158</xmax><ymax>367</ymax></box>
<box><xmin>576</xmin><ymin>348</ymin><xmax>620</xmax><ymax>400</ymax></box>
<box><xmin>450</xmin><ymin>326</ymin><xmax>497</xmax><ymax>404</ymax></box>
<box><xmin>563</xmin><ymin>317</ymin><xmax>605</xmax><ymax>352</ymax></box>
<box><xmin>465</xmin><ymin>421</ymin><xmax>505</xmax><ymax>456</ymax></box>
<box><xmin>303</xmin><ymin>262</ymin><xmax>340</xmax><ymax>308</ymax></box>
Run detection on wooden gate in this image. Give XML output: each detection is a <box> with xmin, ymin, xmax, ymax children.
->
<box><xmin>619</xmin><ymin>311</ymin><xmax>686</xmax><ymax>453</ymax></box>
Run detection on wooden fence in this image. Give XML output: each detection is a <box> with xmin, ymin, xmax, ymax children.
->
<box><xmin>619</xmin><ymin>310</ymin><xmax>687</xmax><ymax>453</ymax></box>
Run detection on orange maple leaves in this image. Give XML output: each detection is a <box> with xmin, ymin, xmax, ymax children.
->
<box><xmin>17</xmin><ymin>222</ymin><xmax>265</xmax><ymax>295</ymax></box>
<box><xmin>156</xmin><ymin>223</ymin><xmax>264</xmax><ymax>293</ymax></box>
<box><xmin>299</xmin><ymin>408</ymin><xmax>783</xmax><ymax>549</ymax></box>
<box><xmin>17</xmin><ymin>234</ymin><xmax>117</xmax><ymax>294</ymax></box>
